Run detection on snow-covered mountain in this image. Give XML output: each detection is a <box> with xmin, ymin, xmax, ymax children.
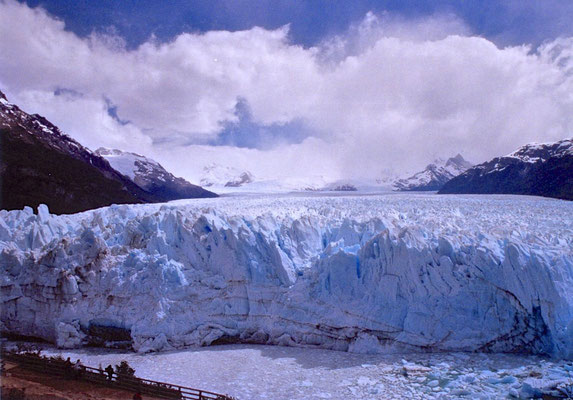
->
<box><xmin>96</xmin><ymin>148</ymin><xmax>216</xmax><ymax>201</ymax></box>
<box><xmin>393</xmin><ymin>154</ymin><xmax>473</xmax><ymax>191</ymax></box>
<box><xmin>440</xmin><ymin>139</ymin><xmax>573</xmax><ymax>200</ymax></box>
<box><xmin>0</xmin><ymin>91</ymin><xmax>155</xmax><ymax>214</ymax></box>
<box><xmin>1</xmin><ymin>194</ymin><xmax>572</xmax><ymax>359</ymax></box>
<box><xmin>199</xmin><ymin>163</ymin><xmax>254</xmax><ymax>188</ymax></box>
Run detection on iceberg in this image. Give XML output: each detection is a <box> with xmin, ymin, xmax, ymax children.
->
<box><xmin>1</xmin><ymin>194</ymin><xmax>572</xmax><ymax>358</ymax></box>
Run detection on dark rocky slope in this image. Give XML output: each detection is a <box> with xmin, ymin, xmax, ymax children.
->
<box><xmin>439</xmin><ymin>139</ymin><xmax>573</xmax><ymax>200</ymax></box>
<box><xmin>0</xmin><ymin>91</ymin><xmax>216</xmax><ymax>214</ymax></box>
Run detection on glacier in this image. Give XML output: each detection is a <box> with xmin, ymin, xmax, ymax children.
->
<box><xmin>1</xmin><ymin>193</ymin><xmax>572</xmax><ymax>359</ymax></box>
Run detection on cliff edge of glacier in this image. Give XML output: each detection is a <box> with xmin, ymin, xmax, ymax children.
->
<box><xmin>1</xmin><ymin>194</ymin><xmax>572</xmax><ymax>358</ymax></box>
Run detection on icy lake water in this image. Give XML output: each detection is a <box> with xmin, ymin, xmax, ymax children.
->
<box><xmin>36</xmin><ymin>344</ymin><xmax>573</xmax><ymax>399</ymax></box>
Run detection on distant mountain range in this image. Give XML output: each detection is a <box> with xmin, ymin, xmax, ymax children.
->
<box><xmin>439</xmin><ymin>139</ymin><xmax>573</xmax><ymax>200</ymax></box>
<box><xmin>0</xmin><ymin>91</ymin><xmax>216</xmax><ymax>214</ymax></box>
<box><xmin>96</xmin><ymin>148</ymin><xmax>216</xmax><ymax>201</ymax></box>
<box><xmin>393</xmin><ymin>154</ymin><xmax>473</xmax><ymax>191</ymax></box>
<box><xmin>3</xmin><ymin>89</ymin><xmax>570</xmax><ymax>206</ymax></box>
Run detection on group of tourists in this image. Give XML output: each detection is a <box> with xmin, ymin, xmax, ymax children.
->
<box><xmin>63</xmin><ymin>357</ymin><xmax>85</xmax><ymax>379</ymax></box>
<box><xmin>62</xmin><ymin>358</ymin><xmax>143</xmax><ymax>399</ymax></box>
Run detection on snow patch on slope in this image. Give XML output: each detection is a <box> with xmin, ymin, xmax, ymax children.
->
<box><xmin>96</xmin><ymin>148</ymin><xmax>160</xmax><ymax>181</ymax></box>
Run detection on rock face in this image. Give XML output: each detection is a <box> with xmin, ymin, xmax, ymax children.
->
<box><xmin>0</xmin><ymin>91</ymin><xmax>216</xmax><ymax>214</ymax></box>
<box><xmin>439</xmin><ymin>139</ymin><xmax>573</xmax><ymax>200</ymax></box>
<box><xmin>394</xmin><ymin>154</ymin><xmax>473</xmax><ymax>191</ymax></box>
<box><xmin>96</xmin><ymin>148</ymin><xmax>217</xmax><ymax>201</ymax></box>
<box><xmin>224</xmin><ymin>172</ymin><xmax>254</xmax><ymax>188</ymax></box>
<box><xmin>1</xmin><ymin>194</ymin><xmax>572</xmax><ymax>359</ymax></box>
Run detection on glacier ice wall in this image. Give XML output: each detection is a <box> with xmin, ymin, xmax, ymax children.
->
<box><xmin>1</xmin><ymin>195</ymin><xmax>572</xmax><ymax>358</ymax></box>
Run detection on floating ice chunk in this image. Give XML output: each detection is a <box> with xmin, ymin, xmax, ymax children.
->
<box><xmin>500</xmin><ymin>375</ymin><xmax>517</xmax><ymax>384</ymax></box>
<box><xmin>519</xmin><ymin>380</ymin><xmax>544</xmax><ymax>399</ymax></box>
<box><xmin>450</xmin><ymin>388</ymin><xmax>472</xmax><ymax>396</ymax></box>
<box><xmin>356</xmin><ymin>376</ymin><xmax>377</xmax><ymax>386</ymax></box>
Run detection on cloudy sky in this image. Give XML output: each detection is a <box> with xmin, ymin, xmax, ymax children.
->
<box><xmin>2</xmin><ymin>0</ymin><xmax>573</xmax><ymax>184</ymax></box>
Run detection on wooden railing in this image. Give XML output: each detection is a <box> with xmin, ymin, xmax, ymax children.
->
<box><xmin>3</xmin><ymin>352</ymin><xmax>235</xmax><ymax>400</ymax></box>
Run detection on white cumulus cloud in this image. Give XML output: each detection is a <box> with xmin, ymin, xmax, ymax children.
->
<box><xmin>1</xmin><ymin>0</ymin><xmax>573</xmax><ymax>183</ymax></box>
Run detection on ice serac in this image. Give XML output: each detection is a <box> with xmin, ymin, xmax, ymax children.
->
<box><xmin>1</xmin><ymin>195</ymin><xmax>572</xmax><ymax>359</ymax></box>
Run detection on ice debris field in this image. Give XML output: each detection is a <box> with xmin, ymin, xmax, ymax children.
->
<box><xmin>36</xmin><ymin>343</ymin><xmax>573</xmax><ymax>400</ymax></box>
<box><xmin>1</xmin><ymin>193</ymin><xmax>573</xmax><ymax>360</ymax></box>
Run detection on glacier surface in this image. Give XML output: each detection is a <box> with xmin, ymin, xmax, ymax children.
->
<box><xmin>1</xmin><ymin>193</ymin><xmax>572</xmax><ymax>358</ymax></box>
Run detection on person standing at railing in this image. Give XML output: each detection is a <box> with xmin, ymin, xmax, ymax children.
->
<box><xmin>64</xmin><ymin>357</ymin><xmax>73</xmax><ymax>377</ymax></box>
<box><xmin>105</xmin><ymin>364</ymin><xmax>114</xmax><ymax>382</ymax></box>
<box><xmin>73</xmin><ymin>359</ymin><xmax>84</xmax><ymax>379</ymax></box>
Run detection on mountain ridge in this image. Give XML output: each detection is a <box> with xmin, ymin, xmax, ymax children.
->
<box><xmin>393</xmin><ymin>154</ymin><xmax>473</xmax><ymax>191</ymax></box>
<box><xmin>96</xmin><ymin>148</ymin><xmax>217</xmax><ymax>201</ymax></box>
<box><xmin>439</xmin><ymin>138</ymin><xmax>573</xmax><ymax>200</ymax></box>
<box><xmin>0</xmin><ymin>91</ymin><xmax>215</xmax><ymax>214</ymax></box>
